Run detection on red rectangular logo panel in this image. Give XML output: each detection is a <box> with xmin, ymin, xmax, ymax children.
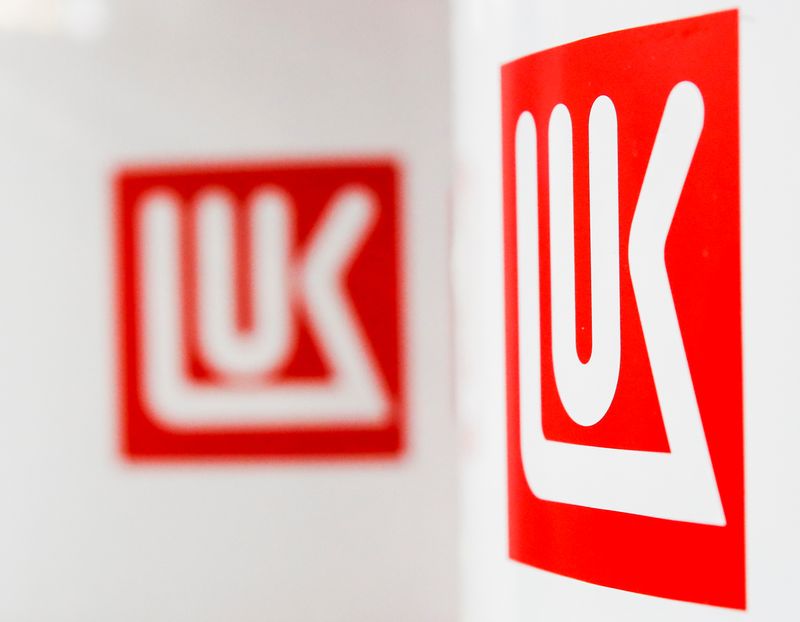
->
<box><xmin>116</xmin><ymin>159</ymin><xmax>403</xmax><ymax>459</ymax></box>
<box><xmin>502</xmin><ymin>11</ymin><xmax>743</xmax><ymax>608</ymax></box>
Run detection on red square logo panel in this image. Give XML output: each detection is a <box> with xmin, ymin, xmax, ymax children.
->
<box><xmin>503</xmin><ymin>11</ymin><xmax>743</xmax><ymax>608</ymax></box>
<box><xmin>116</xmin><ymin>159</ymin><xmax>403</xmax><ymax>459</ymax></box>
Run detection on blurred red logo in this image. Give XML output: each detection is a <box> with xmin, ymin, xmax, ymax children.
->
<box><xmin>116</xmin><ymin>160</ymin><xmax>403</xmax><ymax>459</ymax></box>
<box><xmin>502</xmin><ymin>11</ymin><xmax>743</xmax><ymax>608</ymax></box>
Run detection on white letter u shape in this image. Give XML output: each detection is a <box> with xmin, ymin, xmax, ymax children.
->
<box><xmin>548</xmin><ymin>96</ymin><xmax>621</xmax><ymax>426</ymax></box>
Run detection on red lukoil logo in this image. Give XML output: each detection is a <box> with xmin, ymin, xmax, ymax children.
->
<box><xmin>502</xmin><ymin>10</ymin><xmax>744</xmax><ymax>608</ymax></box>
<box><xmin>116</xmin><ymin>160</ymin><xmax>403</xmax><ymax>458</ymax></box>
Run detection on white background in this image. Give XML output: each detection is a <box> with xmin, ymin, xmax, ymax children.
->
<box><xmin>0</xmin><ymin>1</ymin><xmax>456</xmax><ymax>620</ymax></box>
<box><xmin>453</xmin><ymin>0</ymin><xmax>800</xmax><ymax>620</ymax></box>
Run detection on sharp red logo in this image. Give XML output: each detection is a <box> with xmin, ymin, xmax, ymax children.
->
<box><xmin>502</xmin><ymin>11</ymin><xmax>743</xmax><ymax>608</ymax></box>
<box><xmin>116</xmin><ymin>160</ymin><xmax>403</xmax><ymax>459</ymax></box>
